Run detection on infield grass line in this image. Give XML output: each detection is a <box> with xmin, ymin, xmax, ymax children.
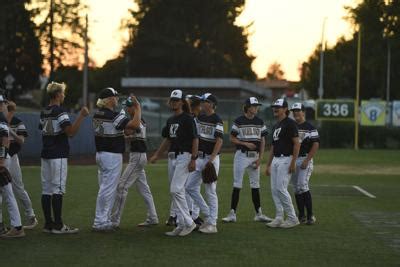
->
<box><xmin>352</xmin><ymin>185</ymin><xmax>377</xmax><ymax>199</ymax></box>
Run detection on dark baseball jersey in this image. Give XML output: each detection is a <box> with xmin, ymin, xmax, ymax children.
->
<box><xmin>129</xmin><ymin>118</ymin><xmax>147</xmax><ymax>153</ymax></box>
<box><xmin>271</xmin><ymin>117</ymin><xmax>299</xmax><ymax>157</ymax></box>
<box><xmin>9</xmin><ymin>116</ymin><xmax>28</xmax><ymax>156</ymax></box>
<box><xmin>197</xmin><ymin>113</ymin><xmax>223</xmax><ymax>154</ymax></box>
<box><xmin>162</xmin><ymin>112</ymin><xmax>197</xmax><ymax>153</ymax></box>
<box><xmin>93</xmin><ymin>108</ymin><xmax>130</xmax><ymax>153</ymax></box>
<box><xmin>297</xmin><ymin>121</ymin><xmax>320</xmax><ymax>156</ymax></box>
<box><xmin>230</xmin><ymin>115</ymin><xmax>268</xmax><ymax>152</ymax></box>
<box><xmin>39</xmin><ymin>105</ymin><xmax>71</xmax><ymax>159</ymax></box>
<box><xmin>0</xmin><ymin>112</ymin><xmax>9</xmax><ymax>158</ymax></box>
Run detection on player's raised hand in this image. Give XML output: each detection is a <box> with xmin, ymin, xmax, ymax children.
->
<box><xmin>130</xmin><ymin>95</ymin><xmax>141</xmax><ymax>109</ymax></box>
<box><xmin>80</xmin><ymin>107</ymin><xmax>89</xmax><ymax>117</ymax></box>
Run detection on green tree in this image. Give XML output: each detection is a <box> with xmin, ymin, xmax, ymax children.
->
<box><xmin>28</xmin><ymin>0</ymin><xmax>87</xmax><ymax>77</ymax></box>
<box><xmin>266</xmin><ymin>61</ymin><xmax>285</xmax><ymax>80</ymax></box>
<box><xmin>301</xmin><ymin>0</ymin><xmax>400</xmax><ymax>100</ymax></box>
<box><xmin>124</xmin><ymin>0</ymin><xmax>255</xmax><ymax>79</ymax></box>
<box><xmin>0</xmin><ymin>0</ymin><xmax>43</xmax><ymax>99</ymax></box>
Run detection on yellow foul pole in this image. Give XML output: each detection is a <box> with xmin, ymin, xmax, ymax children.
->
<box><xmin>355</xmin><ymin>27</ymin><xmax>361</xmax><ymax>150</ymax></box>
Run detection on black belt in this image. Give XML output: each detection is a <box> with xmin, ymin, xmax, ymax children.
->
<box><xmin>168</xmin><ymin>151</ymin><xmax>185</xmax><ymax>159</ymax></box>
<box><xmin>239</xmin><ymin>150</ymin><xmax>259</xmax><ymax>157</ymax></box>
<box><xmin>274</xmin><ymin>154</ymin><xmax>291</xmax><ymax>157</ymax></box>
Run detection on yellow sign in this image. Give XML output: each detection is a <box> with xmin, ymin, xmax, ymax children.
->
<box><xmin>360</xmin><ymin>101</ymin><xmax>386</xmax><ymax>126</ymax></box>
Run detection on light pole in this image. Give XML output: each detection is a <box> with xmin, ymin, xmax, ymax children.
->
<box><xmin>318</xmin><ymin>17</ymin><xmax>327</xmax><ymax>100</ymax></box>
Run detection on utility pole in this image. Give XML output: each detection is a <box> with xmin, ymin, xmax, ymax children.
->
<box><xmin>49</xmin><ymin>0</ymin><xmax>54</xmax><ymax>81</ymax></box>
<box><xmin>83</xmin><ymin>14</ymin><xmax>88</xmax><ymax>106</ymax></box>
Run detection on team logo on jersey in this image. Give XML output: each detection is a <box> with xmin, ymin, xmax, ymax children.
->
<box><xmin>240</xmin><ymin>127</ymin><xmax>261</xmax><ymax>138</ymax></box>
<box><xmin>298</xmin><ymin>131</ymin><xmax>306</xmax><ymax>143</ymax></box>
<box><xmin>169</xmin><ymin>123</ymin><xmax>179</xmax><ymax>137</ymax></box>
<box><xmin>273</xmin><ymin>127</ymin><xmax>281</xmax><ymax>141</ymax></box>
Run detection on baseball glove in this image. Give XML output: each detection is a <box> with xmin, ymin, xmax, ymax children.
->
<box><xmin>202</xmin><ymin>162</ymin><xmax>217</xmax><ymax>184</ymax></box>
<box><xmin>0</xmin><ymin>166</ymin><xmax>12</xmax><ymax>187</ymax></box>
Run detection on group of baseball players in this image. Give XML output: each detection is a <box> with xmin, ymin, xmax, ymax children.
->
<box><xmin>0</xmin><ymin>81</ymin><xmax>319</xmax><ymax>238</ymax></box>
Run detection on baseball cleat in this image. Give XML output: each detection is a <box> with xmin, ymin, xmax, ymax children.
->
<box><xmin>52</xmin><ymin>224</ymin><xmax>79</xmax><ymax>234</ymax></box>
<box><xmin>266</xmin><ymin>217</ymin><xmax>284</xmax><ymax>228</ymax></box>
<box><xmin>138</xmin><ymin>218</ymin><xmax>159</xmax><ymax>227</ymax></box>
<box><xmin>279</xmin><ymin>219</ymin><xmax>300</xmax><ymax>229</ymax></box>
<box><xmin>0</xmin><ymin>222</ymin><xmax>8</xmax><ymax>235</ymax></box>
<box><xmin>299</xmin><ymin>216</ymin><xmax>307</xmax><ymax>224</ymax></box>
<box><xmin>1</xmin><ymin>227</ymin><xmax>25</xmax><ymax>238</ymax></box>
<box><xmin>23</xmin><ymin>216</ymin><xmax>38</xmax><ymax>230</ymax></box>
<box><xmin>165</xmin><ymin>216</ymin><xmax>177</xmax><ymax>226</ymax></box>
<box><xmin>165</xmin><ymin>226</ymin><xmax>183</xmax><ymax>236</ymax></box>
<box><xmin>306</xmin><ymin>216</ymin><xmax>316</xmax><ymax>225</ymax></box>
<box><xmin>199</xmin><ymin>224</ymin><xmax>218</xmax><ymax>234</ymax></box>
<box><xmin>178</xmin><ymin>222</ymin><xmax>196</xmax><ymax>236</ymax></box>
<box><xmin>254</xmin><ymin>213</ymin><xmax>273</xmax><ymax>222</ymax></box>
<box><xmin>222</xmin><ymin>209</ymin><xmax>237</xmax><ymax>223</ymax></box>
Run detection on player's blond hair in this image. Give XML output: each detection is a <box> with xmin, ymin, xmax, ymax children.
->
<box><xmin>46</xmin><ymin>82</ymin><xmax>66</xmax><ymax>99</ymax></box>
<box><xmin>96</xmin><ymin>98</ymin><xmax>111</xmax><ymax>108</ymax></box>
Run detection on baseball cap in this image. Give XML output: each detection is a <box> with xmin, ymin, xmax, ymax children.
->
<box><xmin>271</xmin><ymin>98</ymin><xmax>288</xmax><ymax>108</ymax></box>
<box><xmin>201</xmin><ymin>93</ymin><xmax>218</xmax><ymax>105</ymax></box>
<box><xmin>290</xmin><ymin>102</ymin><xmax>305</xmax><ymax>111</ymax></box>
<box><xmin>170</xmin><ymin>89</ymin><xmax>184</xmax><ymax>100</ymax></box>
<box><xmin>245</xmin><ymin>97</ymin><xmax>262</xmax><ymax>106</ymax></box>
<box><xmin>99</xmin><ymin>87</ymin><xmax>118</xmax><ymax>99</ymax></box>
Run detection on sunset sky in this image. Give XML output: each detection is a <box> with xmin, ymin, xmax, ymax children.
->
<box><xmin>85</xmin><ymin>0</ymin><xmax>357</xmax><ymax>81</ymax></box>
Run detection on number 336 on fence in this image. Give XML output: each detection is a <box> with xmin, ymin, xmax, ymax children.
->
<box><xmin>316</xmin><ymin>100</ymin><xmax>355</xmax><ymax>121</ymax></box>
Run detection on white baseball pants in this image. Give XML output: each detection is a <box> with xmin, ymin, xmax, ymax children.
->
<box><xmin>4</xmin><ymin>155</ymin><xmax>35</xmax><ymax>218</ymax></box>
<box><xmin>41</xmin><ymin>158</ymin><xmax>68</xmax><ymax>195</ymax></box>
<box><xmin>291</xmin><ymin>157</ymin><xmax>314</xmax><ymax>194</ymax></box>
<box><xmin>93</xmin><ymin>152</ymin><xmax>122</xmax><ymax>228</ymax></box>
<box><xmin>186</xmin><ymin>155</ymin><xmax>219</xmax><ymax>225</ymax></box>
<box><xmin>111</xmin><ymin>152</ymin><xmax>158</xmax><ymax>225</ymax></box>
<box><xmin>169</xmin><ymin>152</ymin><xmax>194</xmax><ymax>228</ymax></box>
<box><xmin>233</xmin><ymin>150</ymin><xmax>260</xmax><ymax>189</ymax></box>
<box><xmin>0</xmin><ymin>183</ymin><xmax>22</xmax><ymax>227</ymax></box>
<box><xmin>270</xmin><ymin>156</ymin><xmax>297</xmax><ymax>221</ymax></box>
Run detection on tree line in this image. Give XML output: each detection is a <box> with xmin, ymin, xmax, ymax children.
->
<box><xmin>1</xmin><ymin>0</ymin><xmax>398</xmax><ymax>107</ymax></box>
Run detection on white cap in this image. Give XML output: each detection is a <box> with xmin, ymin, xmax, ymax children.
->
<box><xmin>271</xmin><ymin>98</ymin><xmax>288</xmax><ymax>108</ymax></box>
<box><xmin>170</xmin><ymin>89</ymin><xmax>183</xmax><ymax>100</ymax></box>
<box><xmin>0</xmin><ymin>95</ymin><xmax>5</xmax><ymax>102</ymax></box>
<box><xmin>290</xmin><ymin>102</ymin><xmax>304</xmax><ymax>111</ymax></box>
<box><xmin>245</xmin><ymin>97</ymin><xmax>262</xmax><ymax>106</ymax></box>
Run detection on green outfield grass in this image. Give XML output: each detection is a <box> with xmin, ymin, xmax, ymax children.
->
<box><xmin>0</xmin><ymin>149</ymin><xmax>399</xmax><ymax>266</ymax></box>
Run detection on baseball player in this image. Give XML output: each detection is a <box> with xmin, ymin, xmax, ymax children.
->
<box><xmin>222</xmin><ymin>97</ymin><xmax>272</xmax><ymax>223</ymax></box>
<box><xmin>290</xmin><ymin>103</ymin><xmax>319</xmax><ymax>225</ymax></box>
<box><xmin>149</xmin><ymin>89</ymin><xmax>198</xmax><ymax>237</ymax></box>
<box><xmin>3</xmin><ymin>101</ymin><xmax>37</xmax><ymax>229</ymax></box>
<box><xmin>185</xmin><ymin>94</ymin><xmax>202</xmax><ymax>226</ymax></box>
<box><xmin>0</xmin><ymin>96</ymin><xmax>25</xmax><ymax>238</ymax></box>
<box><xmin>39</xmin><ymin>82</ymin><xmax>89</xmax><ymax>234</ymax></box>
<box><xmin>186</xmin><ymin>93</ymin><xmax>223</xmax><ymax>234</ymax></box>
<box><xmin>266</xmin><ymin>98</ymin><xmax>300</xmax><ymax>228</ymax></box>
<box><xmin>110</xmin><ymin>96</ymin><xmax>159</xmax><ymax>227</ymax></box>
<box><xmin>92</xmin><ymin>88</ymin><xmax>141</xmax><ymax>231</ymax></box>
